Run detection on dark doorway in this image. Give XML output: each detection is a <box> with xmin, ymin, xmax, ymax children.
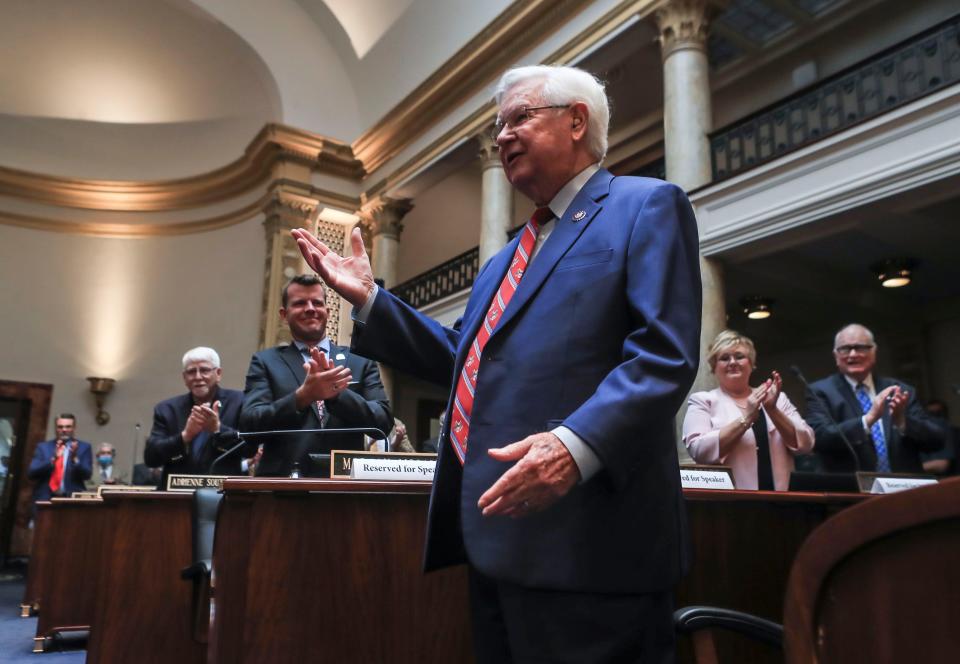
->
<box><xmin>0</xmin><ymin>381</ymin><xmax>53</xmax><ymax>564</ymax></box>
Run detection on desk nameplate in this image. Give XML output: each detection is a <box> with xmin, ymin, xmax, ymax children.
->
<box><xmin>330</xmin><ymin>450</ymin><xmax>437</xmax><ymax>480</ymax></box>
<box><xmin>855</xmin><ymin>471</ymin><xmax>938</xmax><ymax>494</ymax></box>
<box><xmin>680</xmin><ymin>465</ymin><xmax>736</xmax><ymax>490</ymax></box>
<box><xmin>166</xmin><ymin>474</ymin><xmax>229</xmax><ymax>491</ymax></box>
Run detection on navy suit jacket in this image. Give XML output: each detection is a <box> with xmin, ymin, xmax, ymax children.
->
<box><xmin>144</xmin><ymin>387</ymin><xmax>245</xmax><ymax>488</ymax></box>
<box><xmin>806</xmin><ymin>373</ymin><xmax>946</xmax><ymax>473</ymax></box>
<box><xmin>240</xmin><ymin>343</ymin><xmax>392</xmax><ymax>477</ymax></box>
<box><xmin>352</xmin><ymin>170</ymin><xmax>701</xmax><ymax>593</ymax></box>
<box><xmin>28</xmin><ymin>439</ymin><xmax>93</xmax><ymax>501</ymax></box>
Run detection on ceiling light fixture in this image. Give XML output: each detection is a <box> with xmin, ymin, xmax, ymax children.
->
<box><xmin>871</xmin><ymin>258</ymin><xmax>917</xmax><ymax>288</ymax></box>
<box><xmin>740</xmin><ymin>296</ymin><xmax>774</xmax><ymax>320</ymax></box>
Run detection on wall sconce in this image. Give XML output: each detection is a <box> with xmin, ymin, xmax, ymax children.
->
<box><xmin>86</xmin><ymin>377</ymin><xmax>116</xmax><ymax>426</ymax></box>
<box><xmin>740</xmin><ymin>296</ymin><xmax>774</xmax><ymax>320</ymax></box>
<box><xmin>871</xmin><ymin>258</ymin><xmax>917</xmax><ymax>288</ymax></box>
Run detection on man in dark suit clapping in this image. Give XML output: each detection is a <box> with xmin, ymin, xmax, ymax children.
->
<box><xmin>144</xmin><ymin>346</ymin><xmax>246</xmax><ymax>487</ymax></box>
<box><xmin>240</xmin><ymin>275</ymin><xmax>392</xmax><ymax>477</ymax></box>
<box><xmin>806</xmin><ymin>323</ymin><xmax>946</xmax><ymax>473</ymax></box>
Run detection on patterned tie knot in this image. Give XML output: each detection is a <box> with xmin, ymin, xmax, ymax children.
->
<box><xmin>530</xmin><ymin>206</ymin><xmax>553</xmax><ymax>230</ymax></box>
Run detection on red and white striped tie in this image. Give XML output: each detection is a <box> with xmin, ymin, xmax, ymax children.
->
<box><xmin>448</xmin><ymin>207</ymin><xmax>552</xmax><ymax>464</ymax></box>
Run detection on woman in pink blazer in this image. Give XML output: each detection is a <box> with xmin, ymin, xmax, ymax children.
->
<box><xmin>683</xmin><ymin>330</ymin><xmax>814</xmax><ymax>491</ymax></box>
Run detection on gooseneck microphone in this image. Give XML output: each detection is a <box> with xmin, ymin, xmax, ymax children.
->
<box><xmin>790</xmin><ymin>365</ymin><xmax>860</xmax><ymax>472</ymax></box>
<box><xmin>210</xmin><ymin>427</ymin><xmax>390</xmax><ymax>475</ymax></box>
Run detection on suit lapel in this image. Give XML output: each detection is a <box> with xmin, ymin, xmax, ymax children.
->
<box><xmin>280</xmin><ymin>344</ymin><xmax>308</xmax><ymax>385</ymax></box>
<box><xmin>834</xmin><ymin>373</ymin><xmax>863</xmax><ymax>416</ymax></box>
<box><xmin>493</xmin><ymin>169</ymin><xmax>612</xmax><ymax>336</ymax></box>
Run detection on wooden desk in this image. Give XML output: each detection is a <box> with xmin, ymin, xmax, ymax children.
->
<box><xmin>208</xmin><ymin>478</ymin><xmax>472</xmax><ymax>664</ymax></box>
<box><xmin>21</xmin><ymin>500</ymin><xmax>53</xmax><ymax>617</ymax></box>
<box><xmin>678</xmin><ymin>489</ymin><xmax>867</xmax><ymax>664</ymax></box>
<box><xmin>31</xmin><ymin>498</ymin><xmax>109</xmax><ymax>652</ymax></box>
<box><xmin>85</xmin><ymin>491</ymin><xmax>203</xmax><ymax>664</ymax></box>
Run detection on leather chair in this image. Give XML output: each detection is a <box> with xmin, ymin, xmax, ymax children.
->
<box><xmin>676</xmin><ymin>476</ymin><xmax>960</xmax><ymax>663</ymax></box>
<box><xmin>181</xmin><ymin>487</ymin><xmax>223</xmax><ymax>644</ymax></box>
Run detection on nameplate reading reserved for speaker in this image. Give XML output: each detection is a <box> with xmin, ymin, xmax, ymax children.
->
<box><xmin>330</xmin><ymin>450</ymin><xmax>437</xmax><ymax>481</ymax></box>
<box><xmin>679</xmin><ymin>465</ymin><xmax>736</xmax><ymax>490</ymax></box>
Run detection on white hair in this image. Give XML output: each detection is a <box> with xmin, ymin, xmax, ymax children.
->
<box><xmin>494</xmin><ymin>65</ymin><xmax>610</xmax><ymax>161</ymax></box>
<box><xmin>833</xmin><ymin>324</ymin><xmax>875</xmax><ymax>349</ymax></box>
<box><xmin>181</xmin><ymin>346</ymin><xmax>221</xmax><ymax>369</ymax></box>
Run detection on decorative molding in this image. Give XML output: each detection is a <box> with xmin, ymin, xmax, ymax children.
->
<box><xmin>477</xmin><ymin>128</ymin><xmax>502</xmax><ymax>169</ymax></box>
<box><xmin>350</xmin><ymin>0</ymin><xmax>598</xmax><ymax>175</ymax></box>
<box><xmin>654</xmin><ymin>0</ymin><xmax>715</xmax><ymax>59</ymax></box>
<box><xmin>0</xmin><ymin>123</ymin><xmax>361</xmax><ymax>214</ymax></box>
<box><xmin>357</xmin><ymin>196</ymin><xmax>414</xmax><ymax>240</ymax></box>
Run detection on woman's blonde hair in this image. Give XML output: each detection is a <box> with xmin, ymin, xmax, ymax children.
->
<box><xmin>706</xmin><ymin>329</ymin><xmax>757</xmax><ymax>371</ymax></box>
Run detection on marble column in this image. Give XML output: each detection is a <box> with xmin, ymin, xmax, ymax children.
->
<box><xmin>477</xmin><ymin>128</ymin><xmax>514</xmax><ymax>265</ymax></box>
<box><xmin>357</xmin><ymin>196</ymin><xmax>414</xmax><ymax>408</ymax></box>
<box><xmin>656</xmin><ymin>0</ymin><xmax>726</xmax><ymax>462</ymax></box>
<box><xmin>358</xmin><ymin>196</ymin><xmax>414</xmax><ymax>289</ymax></box>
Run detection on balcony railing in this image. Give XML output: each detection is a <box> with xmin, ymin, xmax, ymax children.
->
<box><xmin>393</xmin><ymin>247</ymin><xmax>479</xmax><ymax>309</ymax></box>
<box><xmin>711</xmin><ymin>14</ymin><xmax>960</xmax><ymax>181</ymax></box>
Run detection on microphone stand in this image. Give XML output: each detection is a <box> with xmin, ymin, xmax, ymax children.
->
<box><xmin>790</xmin><ymin>365</ymin><xmax>861</xmax><ymax>472</ymax></box>
<box><xmin>210</xmin><ymin>428</ymin><xmax>390</xmax><ymax>476</ymax></box>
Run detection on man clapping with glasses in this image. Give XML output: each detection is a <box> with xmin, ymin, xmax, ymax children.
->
<box><xmin>145</xmin><ymin>346</ymin><xmax>248</xmax><ymax>487</ymax></box>
<box><xmin>806</xmin><ymin>323</ymin><xmax>946</xmax><ymax>473</ymax></box>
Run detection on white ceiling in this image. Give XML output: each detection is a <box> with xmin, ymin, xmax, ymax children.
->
<box><xmin>0</xmin><ymin>0</ymin><xmax>511</xmax><ymax>180</ymax></box>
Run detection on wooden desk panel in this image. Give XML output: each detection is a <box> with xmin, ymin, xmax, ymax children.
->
<box><xmin>678</xmin><ymin>489</ymin><xmax>866</xmax><ymax>664</ymax></box>
<box><xmin>85</xmin><ymin>491</ymin><xmax>203</xmax><ymax>664</ymax></box>
<box><xmin>33</xmin><ymin>499</ymin><xmax>109</xmax><ymax>650</ymax></box>
<box><xmin>21</xmin><ymin>500</ymin><xmax>53</xmax><ymax>616</ymax></box>
<box><xmin>209</xmin><ymin>479</ymin><xmax>472</xmax><ymax>664</ymax></box>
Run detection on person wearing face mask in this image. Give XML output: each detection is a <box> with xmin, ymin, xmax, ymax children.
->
<box><xmin>683</xmin><ymin>330</ymin><xmax>815</xmax><ymax>491</ymax></box>
<box><xmin>145</xmin><ymin>346</ymin><xmax>247</xmax><ymax>488</ymax></box>
<box><xmin>28</xmin><ymin>413</ymin><xmax>93</xmax><ymax>505</ymax></box>
<box><xmin>91</xmin><ymin>442</ymin><xmax>126</xmax><ymax>487</ymax></box>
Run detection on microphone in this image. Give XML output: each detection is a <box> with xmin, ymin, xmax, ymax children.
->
<box><xmin>216</xmin><ymin>428</ymin><xmax>390</xmax><ymax>476</ymax></box>
<box><xmin>209</xmin><ymin>437</ymin><xmax>251</xmax><ymax>475</ymax></box>
<box><xmin>790</xmin><ymin>365</ymin><xmax>860</xmax><ymax>472</ymax></box>
<box><xmin>131</xmin><ymin>422</ymin><xmax>142</xmax><ymax>482</ymax></box>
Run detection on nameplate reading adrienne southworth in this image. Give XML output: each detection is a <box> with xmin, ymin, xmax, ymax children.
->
<box><xmin>679</xmin><ymin>465</ymin><xmax>736</xmax><ymax>490</ymax></box>
<box><xmin>330</xmin><ymin>450</ymin><xmax>437</xmax><ymax>480</ymax></box>
<box><xmin>166</xmin><ymin>474</ymin><xmax>229</xmax><ymax>491</ymax></box>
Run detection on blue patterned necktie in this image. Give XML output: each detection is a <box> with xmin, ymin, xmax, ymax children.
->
<box><xmin>855</xmin><ymin>383</ymin><xmax>891</xmax><ymax>472</ymax></box>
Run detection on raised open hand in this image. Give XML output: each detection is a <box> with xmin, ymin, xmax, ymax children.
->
<box><xmin>292</xmin><ymin>227</ymin><xmax>376</xmax><ymax>307</ymax></box>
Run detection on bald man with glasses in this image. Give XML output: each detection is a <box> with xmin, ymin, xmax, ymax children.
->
<box><xmin>805</xmin><ymin>324</ymin><xmax>946</xmax><ymax>473</ymax></box>
<box><xmin>145</xmin><ymin>346</ymin><xmax>248</xmax><ymax>487</ymax></box>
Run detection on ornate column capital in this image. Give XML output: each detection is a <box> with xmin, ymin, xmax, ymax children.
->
<box><xmin>654</xmin><ymin>0</ymin><xmax>718</xmax><ymax>59</ymax></box>
<box><xmin>477</xmin><ymin>127</ymin><xmax>502</xmax><ymax>170</ymax></box>
<box><xmin>357</xmin><ymin>196</ymin><xmax>414</xmax><ymax>240</ymax></box>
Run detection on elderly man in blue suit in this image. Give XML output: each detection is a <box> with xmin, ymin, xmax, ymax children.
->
<box><xmin>29</xmin><ymin>413</ymin><xmax>92</xmax><ymax>504</ymax></box>
<box><xmin>294</xmin><ymin>65</ymin><xmax>701</xmax><ymax>663</ymax></box>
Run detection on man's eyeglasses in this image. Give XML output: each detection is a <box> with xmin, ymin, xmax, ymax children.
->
<box><xmin>183</xmin><ymin>366</ymin><xmax>216</xmax><ymax>377</ymax></box>
<box><xmin>492</xmin><ymin>104</ymin><xmax>570</xmax><ymax>140</ymax></box>
<box><xmin>835</xmin><ymin>344</ymin><xmax>875</xmax><ymax>355</ymax></box>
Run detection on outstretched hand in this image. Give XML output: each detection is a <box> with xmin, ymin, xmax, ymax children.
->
<box><xmin>292</xmin><ymin>227</ymin><xmax>376</xmax><ymax>307</ymax></box>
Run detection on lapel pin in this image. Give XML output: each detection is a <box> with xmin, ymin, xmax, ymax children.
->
<box><xmin>572</xmin><ymin>210</ymin><xmax>587</xmax><ymax>222</ymax></box>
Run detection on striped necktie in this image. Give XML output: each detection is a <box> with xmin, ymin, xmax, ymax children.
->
<box><xmin>448</xmin><ymin>207</ymin><xmax>552</xmax><ymax>465</ymax></box>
